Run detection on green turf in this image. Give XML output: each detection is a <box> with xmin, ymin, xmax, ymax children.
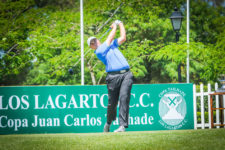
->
<box><xmin>0</xmin><ymin>129</ymin><xmax>225</xmax><ymax>150</ymax></box>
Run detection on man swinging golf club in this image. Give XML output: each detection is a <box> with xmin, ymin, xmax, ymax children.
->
<box><xmin>87</xmin><ymin>20</ymin><xmax>134</xmax><ymax>132</ymax></box>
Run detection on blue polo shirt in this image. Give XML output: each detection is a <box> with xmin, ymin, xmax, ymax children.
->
<box><xmin>94</xmin><ymin>39</ymin><xmax>129</xmax><ymax>72</ymax></box>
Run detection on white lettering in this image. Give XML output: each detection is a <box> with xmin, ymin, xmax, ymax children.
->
<box><xmin>79</xmin><ymin>94</ymin><xmax>90</xmax><ymax>108</ymax></box>
<box><xmin>0</xmin><ymin>116</ymin><xmax>7</xmax><ymax>128</ymax></box>
<box><xmin>90</xmin><ymin>116</ymin><xmax>96</xmax><ymax>126</ymax></box>
<box><xmin>134</xmin><ymin>116</ymin><xmax>140</xmax><ymax>124</ymax></box>
<box><xmin>148</xmin><ymin>116</ymin><xmax>154</xmax><ymax>124</ymax></box>
<box><xmin>22</xmin><ymin>119</ymin><xmax>28</xmax><ymax>127</ymax></box>
<box><xmin>34</xmin><ymin>95</ymin><xmax>44</xmax><ymax>109</ymax></box>
<box><xmin>64</xmin><ymin>114</ymin><xmax>102</xmax><ymax>126</ymax></box>
<box><xmin>89</xmin><ymin>94</ymin><xmax>99</xmax><ymax>108</ymax></box>
<box><xmin>45</xmin><ymin>95</ymin><xmax>55</xmax><ymax>109</ymax></box>
<box><xmin>14</xmin><ymin>119</ymin><xmax>21</xmax><ymax>131</ymax></box>
<box><xmin>0</xmin><ymin>116</ymin><xmax>28</xmax><ymax>131</ymax></box>
<box><xmin>100</xmin><ymin>94</ymin><xmax>108</xmax><ymax>108</ymax></box>
<box><xmin>141</xmin><ymin>113</ymin><xmax>148</xmax><ymax>125</ymax></box>
<box><xmin>74</xmin><ymin>118</ymin><xmax>80</xmax><ymax>126</ymax></box>
<box><xmin>129</xmin><ymin>113</ymin><xmax>154</xmax><ymax>125</ymax></box>
<box><xmin>9</xmin><ymin>95</ymin><xmax>20</xmax><ymax>110</ymax></box>
<box><xmin>68</xmin><ymin>95</ymin><xmax>78</xmax><ymax>108</ymax></box>
<box><xmin>64</xmin><ymin>114</ymin><xmax>73</xmax><ymax>126</ymax></box>
<box><xmin>55</xmin><ymin>94</ymin><xmax>66</xmax><ymax>109</ymax></box>
<box><xmin>32</xmin><ymin>115</ymin><xmax>60</xmax><ymax>127</ymax></box>
<box><xmin>8</xmin><ymin>119</ymin><xmax>14</xmax><ymax>128</ymax></box>
<box><xmin>32</xmin><ymin>115</ymin><xmax>38</xmax><ymax>127</ymax></box>
<box><xmin>21</xmin><ymin>95</ymin><xmax>29</xmax><ymax>109</ymax></box>
<box><xmin>139</xmin><ymin>93</ymin><xmax>150</xmax><ymax>107</ymax></box>
<box><xmin>97</xmin><ymin>118</ymin><xmax>101</xmax><ymax>126</ymax></box>
<box><xmin>0</xmin><ymin>96</ymin><xmax>8</xmax><ymax>110</ymax></box>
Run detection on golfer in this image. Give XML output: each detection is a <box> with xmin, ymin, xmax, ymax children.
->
<box><xmin>87</xmin><ymin>20</ymin><xmax>134</xmax><ymax>132</ymax></box>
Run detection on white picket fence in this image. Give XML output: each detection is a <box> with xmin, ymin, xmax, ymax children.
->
<box><xmin>193</xmin><ymin>83</ymin><xmax>225</xmax><ymax>129</ymax></box>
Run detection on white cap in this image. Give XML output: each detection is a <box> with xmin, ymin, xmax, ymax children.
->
<box><xmin>87</xmin><ymin>36</ymin><xmax>97</xmax><ymax>47</ymax></box>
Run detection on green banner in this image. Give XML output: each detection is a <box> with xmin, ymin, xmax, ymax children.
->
<box><xmin>0</xmin><ymin>84</ymin><xmax>193</xmax><ymax>134</ymax></box>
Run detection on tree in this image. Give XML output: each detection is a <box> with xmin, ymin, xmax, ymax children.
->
<box><xmin>0</xmin><ymin>0</ymin><xmax>35</xmax><ymax>85</ymax></box>
<box><xmin>0</xmin><ymin>0</ymin><xmax>224</xmax><ymax>85</ymax></box>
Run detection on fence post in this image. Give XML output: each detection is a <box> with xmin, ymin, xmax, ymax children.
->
<box><xmin>193</xmin><ymin>84</ymin><xmax>197</xmax><ymax>129</ymax></box>
<box><xmin>215</xmin><ymin>83</ymin><xmax>220</xmax><ymax>128</ymax></box>
<box><xmin>200</xmin><ymin>83</ymin><xmax>205</xmax><ymax>129</ymax></box>
<box><xmin>223</xmin><ymin>95</ymin><xmax>225</xmax><ymax>128</ymax></box>
<box><xmin>208</xmin><ymin>83</ymin><xmax>211</xmax><ymax>129</ymax></box>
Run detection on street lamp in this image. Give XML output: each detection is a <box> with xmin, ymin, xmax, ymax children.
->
<box><xmin>170</xmin><ymin>7</ymin><xmax>183</xmax><ymax>82</ymax></box>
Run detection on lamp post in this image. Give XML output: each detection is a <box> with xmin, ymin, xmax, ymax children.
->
<box><xmin>170</xmin><ymin>7</ymin><xmax>183</xmax><ymax>83</ymax></box>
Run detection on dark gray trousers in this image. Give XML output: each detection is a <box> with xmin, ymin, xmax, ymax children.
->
<box><xmin>106</xmin><ymin>70</ymin><xmax>134</xmax><ymax>128</ymax></box>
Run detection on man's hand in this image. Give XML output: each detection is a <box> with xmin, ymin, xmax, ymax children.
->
<box><xmin>106</xmin><ymin>23</ymin><xmax>117</xmax><ymax>46</ymax></box>
<box><xmin>117</xmin><ymin>21</ymin><xmax>126</xmax><ymax>45</ymax></box>
<box><xmin>114</xmin><ymin>20</ymin><xmax>122</xmax><ymax>25</ymax></box>
<box><xmin>110</xmin><ymin>23</ymin><xmax>117</xmax><ymax>29</ymax></box>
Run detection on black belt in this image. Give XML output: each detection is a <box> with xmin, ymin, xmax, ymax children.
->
<box><xmin>108</xmin><ymin>69</ymin><xmax>130</xmax><ymax>75</ymax></box>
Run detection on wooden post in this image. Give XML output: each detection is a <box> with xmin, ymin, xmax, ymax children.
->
<box><xmin>223</xmin><ymin>95</ymin><xmax>225</xmax><ymax>128</ymax></box>
<box><xmin>210</xmin><ymin>94</ymin><xmax>214</xmax><ymax>128</ymax></box>
<box><xmin>220</xmin><ymin>95</ymin><xmax>224</xmax><ymax>126</ymax></box>
<box><xmin>210</xmin><ymin>92</ymin><xmax>225</xmax><ymax>128</ymax></box>
<box><xmin>215</xmin><ymin>83</ymin><xmax>220</xmax><ymax>128</ymax></box>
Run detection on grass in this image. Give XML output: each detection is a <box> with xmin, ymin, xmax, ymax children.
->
<box><xmin>1</xmin><ymin>129</ymin><xmax>225</xmax><ymax>150</ymax></box>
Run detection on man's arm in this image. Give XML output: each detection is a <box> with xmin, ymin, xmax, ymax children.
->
<box><xmin>117</xmin><ymin>22</ymin><xmax>126</xmax><ymax>45</ymax></box>
<box><xmin>106</xmin><ymin>23</ymin><xmax>117</xmax><ymax>46</ymax></box>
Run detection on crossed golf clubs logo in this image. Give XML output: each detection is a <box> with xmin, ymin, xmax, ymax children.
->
<box><xmin>162</xmin><ymin>94</ymin><xmax>184</xmax><ymax>120</ymax></box>
<box><xmin>168</xmin><ymin>97</ymin><xmax>176</xmax><ymax>105</ymax></box>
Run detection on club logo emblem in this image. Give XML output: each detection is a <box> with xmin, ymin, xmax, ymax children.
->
<box><xmin>158</xmin><ymin>88</ymin><xmax>187</xmax><ymax>129</ymax></box>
